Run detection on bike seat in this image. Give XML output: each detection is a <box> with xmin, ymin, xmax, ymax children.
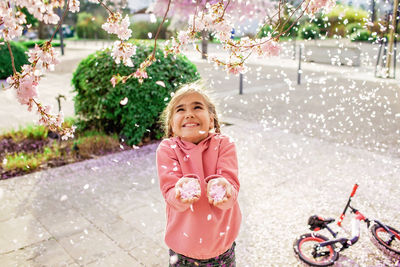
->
<box><xmin>308</xmin><ymin>215</ymin><xmax>335</xmax><ymax>231</ymax></box>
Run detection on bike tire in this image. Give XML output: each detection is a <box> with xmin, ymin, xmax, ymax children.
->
<box><xmin>293</xmin><ymin>233</ymin><xmax>339</xmax><ymax>266</ymax></box>
<box><xmin>370</xmin><ymin>223</ymin><xmax>400</xmax><ymax>260</ymax></box>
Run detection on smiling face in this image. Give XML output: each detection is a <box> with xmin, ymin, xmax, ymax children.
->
<box><xmin>171</xmin><ymin>92</ymin><xmax>214</xmax><ymax>144</ymax></box>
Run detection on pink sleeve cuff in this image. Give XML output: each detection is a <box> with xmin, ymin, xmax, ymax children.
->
<box><xmin>165</xmin><ymin>174</ymin><xmax>201</xmax><ymax>212</ymax></box>
<box><xmin>165</xmin><ymin>187</ymin><xmax>191</xmax><ymax>212</ymax></box>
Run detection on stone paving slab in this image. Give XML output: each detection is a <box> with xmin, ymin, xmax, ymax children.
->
<box><xmin>0</xmin><ymin>39</ymin><xmax>400</xmax><ymax>266</ymax></box>
<box><xmin>0</xmin><ymin>118</ymin><xmax>399</xmax><ymax>266</ymax></box>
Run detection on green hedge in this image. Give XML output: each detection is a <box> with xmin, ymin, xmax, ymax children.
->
<box><xmin>257</xmin><ymin>18</ymin><xmax>299</xmax><ymax>39</ymax></box>
<box><xmin>72</xmin><ymin>42</ymin><xmax>200</xmax><ymax>145</ymax></box>
<box><xmin>346</xmin><ymin>22</ymin><xmax>363</xmax><ymax>35</ymax></box>
<box><xmin>350</xmin><ymin>29</ymin><xmax>377</xmax><ymax>42</ymax></box>
<box><xmin>0</xmin><ymin>41</ymin><xmax>29</xmax><ymax>79</ymax></box>
<box><xmin>300</xmin><ymin>24</ymin><xmax>320</xmax><ymax>40</ymax></box>
<box><xmin>20</xmin><ymin>40</ymin><xmax>64</xmax><ymax>48</ymax></box>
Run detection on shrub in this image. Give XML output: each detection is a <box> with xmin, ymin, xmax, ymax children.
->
<box><xmin>76</xmin><ymin>12</ymin><xmax>109</xmax><ymax>39</ymax></box>
<box><xmin>324</xmin><ymin>5</ymin><xmax>368</xmax><ymax>37</ymax></box>
<box><xmin>72</xmin><ymin>42</ymin><xmax>200</xmax><ymax>145</ymax></box>
<box><xmin>0</xmin><ymin>41</ymin><xmax>29</xmax><ymax>79</ymax></box>
<box><xmin>257</xmin><ymin>17</ymin><xmax>299</xmax><ymax>39</ymax></box>
<box><xmin>20</xmin><ymin>40</ymin><xmax>64</xmax><ymax>48</ymax></box>
<box><xmin>350</xmin><ymin>29</ymin><xmax>377</xmax><ymax>42</ymax></box>
<box><xmin>346</xmin><ymin>22</ymin><xmax>363</xmax><ymax>35</ymax></box>
<box><xmin>257</xmin><ymin>24</ymin><xmax>274</xmax><ymax>38</ymax></box>
<box><xmin>300</xmin><ymin>23</ymin><xmax>320</xmax><ymax>39</ymax></box>
<box><xmin>73</xmin><ymin>132</ymin><xmax>120</xmax><ymax>159</ymax></box>
<box><xmin>130</xmin><ymin>20</ymin><xmax>171</xmax><ymax>39</ymax></box>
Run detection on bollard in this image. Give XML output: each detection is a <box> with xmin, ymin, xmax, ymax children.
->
<box><xmin>239</xmin><ymin>73</ymin><xmax>243</xmax><ymax>95</ymax></box>
<box><xmin>56</xmin><ymin>94</ymin><xmax>66</xmax><ymax>112</ymax></box>
<box><xmin>297</xmin><ymin>46</ymin><xmax>302</xmax><ymax>85</ymax></box>
<box><xmin>57</xmin><ymin>8</ymin><xmax>64</xmax><ymax>55</ymax></box>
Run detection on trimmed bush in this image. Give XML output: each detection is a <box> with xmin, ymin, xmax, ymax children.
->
<box><xmin>325</xmin><ymin>5</ymin><xmax>368</xmax><ymax>37</ymax></box>
<box><xmin>350</xmin><ymin>29</ymin><xmax>377</xmax><ymax>42</ymax></box>
<box><xmin>20</xmin><ymin>40</ymin><xmax>64</xmax><ymax>48</ymax></box>
<box><xmin>300</xmin><ymin>24</ymin><xmax>320</xmax><ymax>40</ymax></box>
<box><xmin>346</xmin><ymin>22</ymin><xmax>363</xmax><ymax>35</ymax></box>
<box><xmin>72</xmin><ymin>42</ymin><xmax>200</xmax><ymax>145</ymax></box>
<box><xmin>257</xmin><ymin>18</ymin><xmax>299</xmax><ymax>39</ymax></box>
<box><xmin>257</xmin><ymin>24</ymin><xmax>274</xmax><ymax>38</ymax></box>
<box><xmin>0</xmin><ymin>41</ymin><xmax>29</xmax><ymax>79</ymax></box>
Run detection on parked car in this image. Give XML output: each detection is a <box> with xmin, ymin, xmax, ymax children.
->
<box><xmin>24</xmin><ymin>30</ymin><xmax>38</xmax><ymax>40</ymax></box>
<box><xmin>53</xmin><ymin>24</ymin><xmax>74</xmax><ymax>38</ymax></box>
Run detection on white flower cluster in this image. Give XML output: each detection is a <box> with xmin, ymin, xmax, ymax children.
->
<box><xmin>102</xmin><ymin>12</ymin><xmax>132</xmax><ymax>41</ymax></box>
<box><xmin>102</xmin><ymin>12</ymin><xmax>137</xmax><ymax>68</ymax></box>
<box><xmin>111</xmin><ymin>41</ymin><xmax>136</xmax><ymax>67</ymax></box>
<box><xmin>69</xmin><ymin>0</ymin><xmax>80</xmax><ymax>13</ymax></box>
<box><xmin>165</xmin><ymin>2</ymin><xmax>280</xmax><ymax>75</ymax></box>
<box><xmin>28</xmin><ymin>44</ymin><xmax>61</xmax><ymax>72</ymax></box>
<box><xmin>0</xmin><ymin>2</ymin><xmax>26</xmax><ymax>41</ymax></box>
<box><xmin>0</xmin><ymin>0</ymin><xmax>63</xmax><ymax>41</ymax></box>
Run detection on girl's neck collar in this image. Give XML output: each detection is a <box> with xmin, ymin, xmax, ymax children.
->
<box><xmin>174</xmin><ymin>133</ymin><xmax>216</xmax><ymax>147</ymax></box>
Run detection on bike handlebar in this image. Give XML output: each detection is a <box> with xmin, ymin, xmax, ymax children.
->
<box><xmin>350</xmin><ymin>184</ymin><xmax>359</xmax><ymax>197</ymax></box>
<box><xmin>337</xmin><ymin>184</ymin><xmax>359</xmax><ymax>227</ymax></box>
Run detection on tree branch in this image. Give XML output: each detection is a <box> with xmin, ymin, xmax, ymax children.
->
<box><xmin>152</xmin><ymin>0</ymin><xmax>172</xmax><ymax>57</ymax></box>
<box><xmin>49</xmin><ymin>0</ymin><xmax>71</xmax><ymax>43</ymax></box>
<box><xmin>6</xmin><ymin>41</ymin><xmax>17</xmax><ymax>74</ymax></box>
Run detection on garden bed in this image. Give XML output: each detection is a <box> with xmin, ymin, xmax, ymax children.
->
<box><xmin>0</xmin><ymin>123</ymin><xmax>151</xmax><ymax>180</ymax></box>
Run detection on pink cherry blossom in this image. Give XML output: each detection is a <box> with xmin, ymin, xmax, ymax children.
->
<box><xmin>69</xmin><ymin>0</ymin><xmax>80</xmax><ymax>13</ymax></box>
<box><xmin>253</xmin><ymin>38</ymin><xmax>281</xmax><ymax>58</ymax></box>
<box><xmin>209</xmin><ymin>183</ymin><xmax>226</xmax><ymax>202</ymax></box>
<box><xmin>110</xmin><ymin>76</ymin><xmax>118</xmax><ymax>88</ymax></box>
<box><xmin>226</xmin><ymin>63</ymin><xmax>247</xmax><ymax>75</ymax></box>
<box><xmin>303</xmin><ymin>0</ymin><xmax>336</xmax><ymax>15</ymax></box>
<box><xmin>28</xmin><ymin>43</ymin><xmax>60</xmax><ymax>71</ymax></box>
<box><xmin>133</xmin><ymin>69</ymin><xmax>148</xmax><ymax>84</ymax></box>
<box><xmin>102</xmin><ymin>13</ymin><xmax>132</xmax><ymax>40</ymax></box>
<box><xmin>179</xmin><ymin>179</ymin><xmax>201</xmax><ymax>200</ymax></box>
<box><xmin>111</xmin><ymin>41</ymin><xmax>136</xmax><ymax>67</ymax></box>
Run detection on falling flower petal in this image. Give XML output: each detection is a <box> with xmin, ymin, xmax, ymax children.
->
<box><xmin>156</xmin><ymin>81</ymin><xmax>166</xmax><ymax>87</ymax></box>
<box><xmin>120</xmin><ymin>97</ymin><xmax>128</xmax><ymax>105</ymax></box>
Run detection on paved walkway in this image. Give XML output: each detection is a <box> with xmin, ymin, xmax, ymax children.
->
<box><xmin>0</xmin><ymin>40</ymin><xmax>400</xmax><ymax>266</ymax></box>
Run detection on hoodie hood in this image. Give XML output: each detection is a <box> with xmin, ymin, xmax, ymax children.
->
<box><xmin>172</xmin><ymin>133</ymin><xmax>216</xmax><ymax>151</ymax></box>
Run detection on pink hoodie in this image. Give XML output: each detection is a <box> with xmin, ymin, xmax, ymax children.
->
<box><xmin>156</xmin><ymin>133</ymin><xmax>242</xmax><ymax>259</ymax></box>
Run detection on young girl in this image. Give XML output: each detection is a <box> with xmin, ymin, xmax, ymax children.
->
<box><xmin>156</xmin><ymin>81</ymin><xmax>241</xmax><ymax>266</ymax></box>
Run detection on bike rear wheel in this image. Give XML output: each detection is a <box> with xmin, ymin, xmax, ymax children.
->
<box><xmin>370</xmin><ymin>223</ymin><xmax>400</xmax><ymax>260</ymax></box>
<box><xmin>293</xmin><ymin>233</ymin><xmax>339</xmax><ymax>266</ymax></box>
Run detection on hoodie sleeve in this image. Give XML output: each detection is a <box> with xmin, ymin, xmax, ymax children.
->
<box><xmin>205</xmin><ymin>136</ymin><xmax>239</xmax><ymax>210</ymax></box>
<box><xmin>156</xmin><ymin>140</ymin><xmax>191</xmax><ymax>212</ymax></box>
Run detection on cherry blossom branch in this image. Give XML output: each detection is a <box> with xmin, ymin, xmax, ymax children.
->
<box><xmin>6</xmin><ymin>41</ymin><xmax>17</xmax><ymax>74</ymax></box>
<box><xmin>152</xmin><ymin>0</ymin><xmax>172</xmax><ymax>57</ymax></box>
<box><xmin>277</xmin><ymin>0</ymin><xmax>306</xmax><ymax>35</ymax></box>
<box><xmin>98</xmin><ymin>0</ymin><xmax>115</xmax><ymax>15</ymax></box>
<box><xmin>49</xmin><ymin>0</ymin><xmax>71</xmax><ymax>43</ymax></box>
<box><xmin>221</xmin><ymin>0</ymin><xmax>231</xmax><ymax>19</ymax></box>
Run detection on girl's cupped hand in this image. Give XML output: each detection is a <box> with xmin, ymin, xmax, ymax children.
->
<box><xmin>175</xmin><ymin>177</ymin><xmax>201</xmax><ymax>204</ymax></box>
<box><xmin>207</xmin><ymin>177</ymin><xmax>232</xmax><ymax>206</ymax></box>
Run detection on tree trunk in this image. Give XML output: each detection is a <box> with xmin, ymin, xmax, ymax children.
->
<box><xmin>201</xmin><ymin>30</ymin><xmax>208</xmax><ymax>60</ymax></box>
<box><xmin>385</xmin><ymin>0</ymin><xmax>399</xmax><ymax>77</ymax></box>
<box><xmin>38</xmin><ymin>21</ymin><xmax>46</xmax><ymax>39</ymax></box>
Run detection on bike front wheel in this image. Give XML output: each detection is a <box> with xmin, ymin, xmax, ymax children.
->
<box><xmin>370</xmin><ymin>223</ymin><xmax>400</xmax><ymax>260</ymax></box>
<box><xmin>293</xmin><ymin>233</ymin><xmax>339</xmax><ymax>266</ymax></box>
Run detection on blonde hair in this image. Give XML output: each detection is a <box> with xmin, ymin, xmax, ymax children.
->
<box><xmin>160</xmin><ymin>81</ymin><xmax>221</xmax><ymax>138</ymax></box>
